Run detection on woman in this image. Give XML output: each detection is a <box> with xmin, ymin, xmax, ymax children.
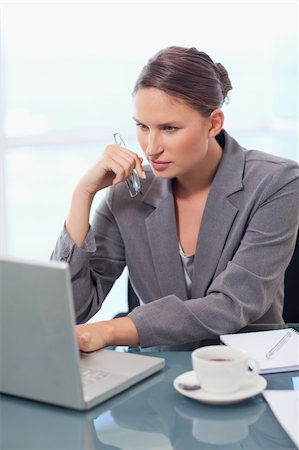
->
<box><xmin>52</xmin><ymin>46</ymin><xmax>299</xmax><ymax>352</ymax></box>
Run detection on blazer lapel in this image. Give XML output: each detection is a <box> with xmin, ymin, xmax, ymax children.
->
<box><xmin>143</xmin><ymin>177</ymin><xmax>188</xmax><ymax>300</ymax></box>
<box><xmin>191</xmin><ymin>132</ymin><xmax>245</xmax><ymax>298</ymax></box>
<box><xmin>190</xmin><ymin>188</ymin><xmax>239</xmax><ymax>297</ymax></box>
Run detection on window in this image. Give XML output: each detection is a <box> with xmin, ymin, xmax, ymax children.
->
<box><xmin>0</xmin><ymin>1</ymin><xmax>297</xmax><ymax>319</ymax></box>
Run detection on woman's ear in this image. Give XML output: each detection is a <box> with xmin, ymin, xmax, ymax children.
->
<box><xmin>208</xmin><ymin>109</ymin><xmax>224</xmax><ymax>138</ymax></box>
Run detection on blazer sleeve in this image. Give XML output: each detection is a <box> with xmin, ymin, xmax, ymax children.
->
<box><xmin>129</xmin><ymin>162</ymin><xmax>299</xmax><ymax>347</ymax></box>
<box><xmin>50</xmin><ymin>189</ymin><xmax>126</xmax><ymax>323</ymax></box>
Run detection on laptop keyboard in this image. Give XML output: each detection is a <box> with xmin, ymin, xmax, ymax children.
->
<box><xmin>81</xmin><ymin>369</ymin><xmax>109</xmax><ymax>386</ymax></box>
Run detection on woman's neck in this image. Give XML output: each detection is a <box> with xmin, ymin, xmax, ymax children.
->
<box><xmin>173</xmin><ymin>138</ymin><xmax>223</xmax><ymax>198</ymax></box>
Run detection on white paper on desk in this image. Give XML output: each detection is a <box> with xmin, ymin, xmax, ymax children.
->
<box><xmin>263</xmin><ymin>390</ymin><xmax>299</xmax><ymax>449</ymax></box>
<box><xmin>220</xmin><ymin>328</ymin><xmax>299</xmax><ymax>373</ymax></box>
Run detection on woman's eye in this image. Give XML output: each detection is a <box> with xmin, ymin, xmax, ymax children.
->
<box><xmin>136</xmin><ymin>122</ymin><xmax>148</xmax><ymax>130</ymax></box>
<box><xmin>164</xmin><ymin>126</ymin><xmax>177</xmax><ymax>132</ymax></box>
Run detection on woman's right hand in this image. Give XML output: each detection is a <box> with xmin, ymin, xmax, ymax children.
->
<box><xmin>76</xmin><ymin>143</ymin><xmax>146</xmax><ymax>197</ymax></box>
<box><xmin>65</xmin><ymin>142</ymin><xmax>146</xmax><ymax>247</ymax></box>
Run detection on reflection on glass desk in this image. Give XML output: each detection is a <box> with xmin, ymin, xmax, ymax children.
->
<box><xmin>1</xmin><ymin>352</ymin><xmax>298</xmax><ymax>450</ymax></box>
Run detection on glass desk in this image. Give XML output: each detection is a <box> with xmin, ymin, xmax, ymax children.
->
<box><xmin>1</xmin><ymin>351</ymin><xmax>298</xmax><ymax>450</ymax></box>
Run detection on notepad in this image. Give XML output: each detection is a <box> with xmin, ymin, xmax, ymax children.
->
<box><xmin>263</xmin><ymin>390</ymin><xmax>299</xmax><ymax>448</ymax></box>
<box><xmin>220</xmin><ymin>328</ymin><xmax>299</xmax><ymax>374</ymax></box>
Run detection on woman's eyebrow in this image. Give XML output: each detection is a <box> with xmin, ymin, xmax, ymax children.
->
<box><xmin>132</xmin><ymin>116</ymin><xmax>144</xmax><ymax>124</ymax></box>
<box><xmin>132</xmin><ymin>117</ymin><xmax>183</xmax><ymax>126</ymax></box>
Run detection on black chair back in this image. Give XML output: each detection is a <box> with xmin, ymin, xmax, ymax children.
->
<box><xmin>283</xmin><ymin>231</ymin><xmax>299</xmax><ymax>323</ymax></box>
<box><xmin>128</xmin><ymin>279</ymin><xmax>140</xmax><ymax>311</ymax></box>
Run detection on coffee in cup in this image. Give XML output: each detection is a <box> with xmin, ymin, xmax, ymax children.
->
<box><xmin>192</xmin><ymin>345</ymin><xmax>259</xmax><ymax>394</ymax></box>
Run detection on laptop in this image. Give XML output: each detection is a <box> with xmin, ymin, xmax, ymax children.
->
<box><xmin>0</xmin><ymin>256</ymin><xmax>165</xmax><ymax>410</ymax></box>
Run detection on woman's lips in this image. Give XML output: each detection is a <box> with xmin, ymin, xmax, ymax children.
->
<box><xmin>150</xmin><ymin>160</ymin><xmax>172</xmax><ymax>171</ymax></box>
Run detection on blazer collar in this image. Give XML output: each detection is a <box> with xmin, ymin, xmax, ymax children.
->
<box><xmin>210</xmin><ymin>130</ymin><xmax>245</xmax><ymax>198</ymax></box>
<box><xmin>141</xmin><ymin>171</ymin><xmax>173</xmax><ymax>209</ymax></box>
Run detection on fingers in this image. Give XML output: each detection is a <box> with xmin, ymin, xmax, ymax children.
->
<box><xmin>135</xmin><ymin>156</ymin><xmax>146</xmax><ymax>180</ymax></box>
<box><xmin>77</xmin><ymin>143</ymin><xmax>146</xmax><ymax>196</ymax></box>
<box><xmin>78</xmin><ymin>332</ymin><xmax>92</xmax><ymax>352</ymax></box>
<box><xmin>104</xmin><ymin>144</ymin><xmax>146</xmax><ymax>185</ymax></box>
<box><xmin>110</xmin><ymin>152</ymin><xmax>136</xmax><ymax>185</ymax></box>
<box><xmin>76</xmin><ymin>323</ymin><xmax>107</xmax><ymax>352</ymax></box>
<box><xmin>76</xmin><ymin>326</ymin><xmax>92</xmax><ymax>352</ymax></box>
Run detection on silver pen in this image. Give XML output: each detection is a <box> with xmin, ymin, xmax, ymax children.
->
<box><xmin>265</xmin><ymin>331</ymin><xmax>292</xmax><ymax>359</ymax></box>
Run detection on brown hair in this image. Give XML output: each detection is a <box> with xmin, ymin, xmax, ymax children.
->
<box><xmin>133</xmin><ymin>46</ymin><xmax>232</xmax><ymax>117</ymax></box>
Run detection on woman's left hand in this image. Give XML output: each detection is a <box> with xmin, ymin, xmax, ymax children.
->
<box><xmin>76</xmin><ymin>317</ymin><xmax>140</xmax><ymax>352</ymax></box>
<box><xmin>76</xmin><ymin>322</ymin><xmax>109</xmax><ymax>352</ymax></box>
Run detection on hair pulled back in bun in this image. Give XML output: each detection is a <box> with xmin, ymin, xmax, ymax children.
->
<box><xmin>133</xmin><ymin>46</ymin><xmax>232</xmax><ymax>117</ymax></box>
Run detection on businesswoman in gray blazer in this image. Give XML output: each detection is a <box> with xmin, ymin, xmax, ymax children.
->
<box><xmin>52</xmin><ymin>46</ymin><xmax>299</xmax><ymax>352</ymax></box>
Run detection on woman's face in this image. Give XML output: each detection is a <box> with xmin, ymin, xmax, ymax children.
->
<box><xmin>133</xmin><ymin>87</ymin><xmax>213</xmax><ymax>179</ymax></box>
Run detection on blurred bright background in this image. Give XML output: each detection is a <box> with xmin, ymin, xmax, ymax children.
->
<box><xmin>0</xmin><ymin>1</ymin><xmax>298</xmax><ymax>319</ymax></box>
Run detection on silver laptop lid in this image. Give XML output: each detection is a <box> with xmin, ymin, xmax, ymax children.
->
<box><xmin>0</xmin><ymin>256</ymin><xmax>85</xmax><ymax>409</ymax></box>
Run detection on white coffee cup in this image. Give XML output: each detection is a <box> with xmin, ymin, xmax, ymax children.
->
<box><xmin>191</xmin><ymin>345</ymin><xmax>260</xmax><ymax>394</ymax></box>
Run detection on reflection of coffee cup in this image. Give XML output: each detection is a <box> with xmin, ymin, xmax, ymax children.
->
<box><xmin>175</xmin><ymin>400</ymin><xmax>266</xmax><ymax>445</ymax></box>
<box><xmin>175</xmin><ymin>400</ymin><xmax>267</xmax><ymax>449</ymax></box>
<box><xmin>192</xmin><ymin>345</ymin><xmax>259</xmax><ymax>394</ymax></box>
<box><xmin>192</xmin><ymin>403</ymin><xmax>266</xmax><ymax>445</ymax></box>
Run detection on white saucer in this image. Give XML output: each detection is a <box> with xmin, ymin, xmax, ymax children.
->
<box><xmin>173</xmin><ymin>371</ymin><xmax>267</xmax><ymax>405</ymax></box>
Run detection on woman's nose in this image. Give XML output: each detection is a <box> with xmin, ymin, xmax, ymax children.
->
<box><xmin>145</xmin><ymin>133</ymin><xmax>163</xmax><ymax>158</ymax></box>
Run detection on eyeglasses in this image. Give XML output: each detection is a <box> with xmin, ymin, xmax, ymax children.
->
<box><xmin>113</xmin><ymin>132</ymin><xmax>142</xmax><ymax>198</ymax></box>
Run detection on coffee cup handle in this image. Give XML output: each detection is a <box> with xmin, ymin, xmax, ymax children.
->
<box><xmin>243</xmin><ymin>358</ymin><xmax>260</xmax><ymax>383</ymax></box>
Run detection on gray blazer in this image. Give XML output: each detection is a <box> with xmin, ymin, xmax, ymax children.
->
<box><xmin>52</xmin><ymin>131</ymin><xmax>299</xmax><ymax>347</ymax></box>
